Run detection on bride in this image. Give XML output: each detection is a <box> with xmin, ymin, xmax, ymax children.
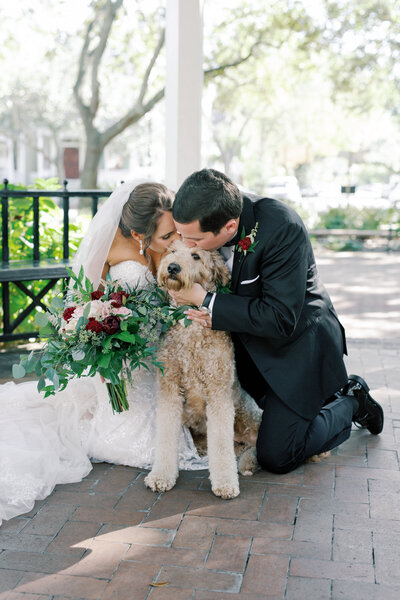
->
<box><xmin>0</xmin><ymin>181</ymin><xmax>208</xmax><ymax>526</ymax></box>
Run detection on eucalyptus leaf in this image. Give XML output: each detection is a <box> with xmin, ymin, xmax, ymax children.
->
<box><xmin>76</xmin><ymin>316</ymin><xmax>88</xmax><ymax>330</ymax></box>
<box><xmin>12</xmin><ymin>363</ymin><xmax>26</xmax><ymax>379</ymax></box>
<box><xmin>35</xmin><ymin>312</ymin><xmax>49</xmax><ymax>327</ymax></box>
<box><xmin>83</xmin><ymin>303</ymin><xmax>91</xmax><ymax>319</ymax></box>
<box><xmin>45</xmin><ymin>367</ymin><xmax>56</xmax><ymax>382</ymax></box>
<box><xmin>71</xmin><ymin>349</ymin><xmax>85</xmax><ymax>361</ymax></box>
<box><xmin>53</xmin><ymin>372</ymin><xmax>60</xmax><ymax>390</ymax></box>
<box><xmin>50</xmin><ymin>297</ymin><xmax>64</xmax><ymax>310</ymax></box>
<box><xmin>37</xmin><ymin>376</ymin><xmax>46</xmax><ymax>393</ymax></box>
<box><xmin>39</xmin><ymin>324</ymin><xmax>54</xmax><ymax>337</ymax></box>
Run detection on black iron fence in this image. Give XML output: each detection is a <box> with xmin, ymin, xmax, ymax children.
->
<box><xmin>0</xmin><ymin>179</ymin><xmax>112</xmax><ymax>342</ymax></box>
<box><xmin>1</xmin><ymin>179</ymin><xmax>398</xmax><ymax>343</ymax></box>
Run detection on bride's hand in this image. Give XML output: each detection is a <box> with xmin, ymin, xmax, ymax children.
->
<box><xmin>169</xmin><ymin>283</ymin><xmax>207</xmax><ymax>307</ymax></box>
<box><xmin>184</xmin><ymin>308</ymin><xmax>212</xmax><ymax>328</ymax></box>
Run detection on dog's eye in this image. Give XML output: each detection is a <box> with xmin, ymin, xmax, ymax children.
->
<box><xmin>191</xmin><ymin>253</ymin><xmax>200</xmax><ymax>260</ymax></box>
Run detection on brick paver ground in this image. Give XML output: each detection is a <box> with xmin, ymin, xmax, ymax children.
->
<box><xmin>1</xmin><ymin>250</ymin><xmax>399</xmax><ymax>599</ymax></box>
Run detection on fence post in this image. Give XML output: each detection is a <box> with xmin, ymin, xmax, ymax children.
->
<box><xmin>1</xmin><ymin>178</ymin><xmax>9</xmax><ymax>264</ymax></box>
<box><xmin>33</xmin><ymin>193</ymin><xmax>40</xmax><ymax>262</ymax></box>
<box><xmin>62</xmin><ymin>179</ymin><xmax>69</xmax><ymax>260</ymax></box>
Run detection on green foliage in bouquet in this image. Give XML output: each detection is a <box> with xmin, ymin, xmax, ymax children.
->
<box><xmin>13</xmin><ymin>266</ymin><xmax>190</xmax><ymax>412</ymax></box>
<box><xmin>0</xmin><ymin>178</ymin><xmax>84</xmax><ymax>335</ymax></box>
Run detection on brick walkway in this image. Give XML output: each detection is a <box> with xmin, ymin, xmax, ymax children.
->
<box><xmin>1</xmin><ymin>251</ymin><xmax>400</xmax><ymax>599</ymax></box>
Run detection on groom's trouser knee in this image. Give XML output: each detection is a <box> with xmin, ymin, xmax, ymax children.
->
<box><xmin>256</xmin><ymin>393</ymin><xmax>354</xmax><ymax>474</ymax></box>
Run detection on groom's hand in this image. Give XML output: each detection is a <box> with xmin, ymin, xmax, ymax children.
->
<box><xmin>169</xmin><ymin>283</ymin><xmax>207</xmax><ymax>307</ymax></box>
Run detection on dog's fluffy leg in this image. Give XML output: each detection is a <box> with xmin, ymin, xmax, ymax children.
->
<box><xmin>206</xmin><ymin>396</ymin><xmax>239</xmax><ymax>499</ymax></box>
<box><xmin>231</xmin><ymin>382</ymin><xmax>261</xmax><ymax>476</ymax></box>
<box><xmin>144</xmin><ymin>380</ymin><xmax>183</xmax><ymax>493</ymax></box>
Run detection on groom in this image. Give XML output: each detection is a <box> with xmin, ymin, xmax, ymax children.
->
<box><xmin>170</xmin><ymin>168</ymin><xmax>384</xmax><ymax>473</ymax></box>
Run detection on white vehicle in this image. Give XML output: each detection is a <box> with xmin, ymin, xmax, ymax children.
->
<box><xmin>265</xmin><ymin>176</ymin><xmax>302</xmax><ymax>203</ymax></box>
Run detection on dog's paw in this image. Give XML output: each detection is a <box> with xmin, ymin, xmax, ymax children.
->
<box><xmin>238</xmin><ymin>447</ymin><xmax>258</xmax><ymax>476</ymax></box>
<box><xmin>212</xmin><ymin>482</ymin><xmax>240</xmax><ymax>499</ymax></box>
<box><xmin>144</xmin><ymin>471</ymin><xmax>177</xmax><ymax>493</ymax></box>
<box><xmin>307</xmin><ymin>450</ymin><xmax>331</xmax><ymax>463</ymax></box>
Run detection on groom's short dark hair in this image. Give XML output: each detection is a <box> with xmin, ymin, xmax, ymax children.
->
<box><xmin>173</xmin><ymin>168</ymin><xmax>243</xmax><ymax>234</ymax></box>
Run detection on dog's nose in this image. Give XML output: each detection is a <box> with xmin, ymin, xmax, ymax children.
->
<box><xmin>167</xmin><ymin>262</ymin><xmax>181</xmax><ymax>275</ymax></box>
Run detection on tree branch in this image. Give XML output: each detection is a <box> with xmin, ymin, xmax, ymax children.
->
<box><xmin>99</xmin><ymin>34</ymin><xmax>262</xmax><ymax>149</ymax></box>
<box><xmin>90</xmin><ymin>0</ymin><xmax>124</xmax><ymax>115</ymax></box>
<box><xmin>100</xmin><ymin>86</ymin><xmax>165</xmax><ymax>148</ymax></box>
<box><xmin>73</xmin><ymin>19</ymin><xmax>94</xmax><ymax>124</ymax></box>
<box><xmin>204</xmin><ymin>40</ymin><xmax>264</xmax><ymax>82</ymax></box>
<box><xmin>73</xmin><ymin>0</ymin><xmax>123</xmax><ymax>132</ymax></box>
<box><xmin>99</xmin><ymin>27</ymin><xmax>165</xmax><ymax>148</ymax></box>
<box><xmin>137</xmin><ymin>27</ymin><xmax>165</xmax><ymax>108</ymax></box>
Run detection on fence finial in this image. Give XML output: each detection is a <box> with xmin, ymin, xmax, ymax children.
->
<box><xmin>3</xmin><ymin>178</ymin><xmax>8</xmax><ymax>188</ymax></box>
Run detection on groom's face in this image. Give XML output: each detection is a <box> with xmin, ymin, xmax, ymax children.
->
<box><xmin>174</xmin><ymin>219</ymin><xmax>238</xmax><ymax>251</ymax></box>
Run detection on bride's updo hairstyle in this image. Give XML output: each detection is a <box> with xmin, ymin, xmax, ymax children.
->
<box><xmin>119</xmin><ymin>183</ymin><xmax>174</xmax><ymax>255</ymax></box>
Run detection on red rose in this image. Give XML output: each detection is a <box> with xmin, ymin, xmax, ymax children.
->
<box><xmin>238</xmin><ymin>236</ymin><xmax>251</xmax><ymax>251</ymax></box>
<box><xmin>109</xmin><ymin>291</ymin><xmax>129</xmax><ymax>308</ymax></box>
<box><xmin>85</xmin><ymin>318</ymin><xmax>103</xmax><ymax>334</ymax></box>
<box><xmin>91</xmin><ymin>290</ymin><xmax>104</xmax><ymax>300</ymax></box>
<box><xmin>102</xmin><ymin>315</ymin><xmax>120</xmax><ymax>335</ymax></box>
<box><xmin>63</xmin><ymin>306</ymin><xmax>76</xmax><ymax>322</ymax></box>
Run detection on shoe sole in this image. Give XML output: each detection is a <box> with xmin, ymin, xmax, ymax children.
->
<box><xmin>349</xmin><ymin>373</ymin><xmax>384</xmax><ymax>435</ymax></box>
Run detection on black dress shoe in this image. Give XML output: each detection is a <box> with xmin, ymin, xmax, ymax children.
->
<box><xmin>345</xmin><ymin>374</ymin><xmax>384</xmax><ymax>435</ymax></box>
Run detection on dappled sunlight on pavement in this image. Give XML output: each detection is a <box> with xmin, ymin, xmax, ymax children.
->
<box><xmin>316</xmin><ymin>250</ymin><xmax>400</xmax><ymax>340</ymax></box>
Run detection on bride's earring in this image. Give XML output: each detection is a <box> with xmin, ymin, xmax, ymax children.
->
<box><xmin>139</xmin><ymin>240</ymin><xmax>144</xmax><ymax>255</ymax></box>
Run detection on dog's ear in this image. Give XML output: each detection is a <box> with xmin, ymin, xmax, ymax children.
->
<box><xmin>210</xmin><ymin>252</ymin><xmax>230</xmax><ymax>287</ymax></box>
<box><xmin>218</xmin><ymin>264</ymin><xmax>230</xmax><ymax>287</ymax></box>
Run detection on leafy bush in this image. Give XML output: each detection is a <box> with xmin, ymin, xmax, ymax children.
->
<box><xmin>0</xmin><ymin>179</ymin><xmax>84</xmax><ymax>337</ymax></box>
<box><xmin>313</xmin><ymin>205</ymin><xmax>400</xmax><ymax>252</ymax></box>
<box><xmin>316</xmin><ymin>206</ymin><xmax>399</xmax><ymax>231</ymax></box>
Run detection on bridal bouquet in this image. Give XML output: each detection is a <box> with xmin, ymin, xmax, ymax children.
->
<box><xmin>13</xmin><ymin>267</ymin><xmax>189</xmax><ymax>412</ymax></box>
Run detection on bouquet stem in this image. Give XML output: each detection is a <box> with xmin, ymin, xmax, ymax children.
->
<box><xmin>106</xmin><ymin>379</ymin><xmax>129</xmax><ymax>413</ymax></box>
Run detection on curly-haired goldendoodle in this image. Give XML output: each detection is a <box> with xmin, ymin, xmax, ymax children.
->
<box><xmin>144</xmin><ymin>241</ymin><xmax>261</xmax><ymax>499</ymax></box>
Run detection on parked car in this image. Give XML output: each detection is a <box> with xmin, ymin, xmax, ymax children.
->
<box><xmin>265</xmin><ymin>176</ymin><xmax>302</xmax><ymax>203</ymax></box>
<box><xmin>300</xmin><ymin>186</ymin><xmax>319</xmax><ymax>198</ymax></box>
<box><xmin>388</xmin><ymin>182</ymin><xmax>400</xmax><ymax>202</ymax></box>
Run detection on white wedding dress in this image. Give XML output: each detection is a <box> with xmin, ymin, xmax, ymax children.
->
<box><xmin>0</xmin><ymin>260</ymin><xmax>208</xmax><ymax>526</ymax></box>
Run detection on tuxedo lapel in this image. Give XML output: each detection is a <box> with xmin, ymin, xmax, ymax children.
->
<box><xmin>231</xmin><ymin>197</ymin><xmax>257</xmax><ymax>291</ymax></box>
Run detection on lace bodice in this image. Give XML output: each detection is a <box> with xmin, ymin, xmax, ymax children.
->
<box><xmin>109</xmin><ymin>260</ymin><xmax>155</xmax><ymax>291</ymax></box>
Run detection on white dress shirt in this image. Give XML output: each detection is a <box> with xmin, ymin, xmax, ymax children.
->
<box><xmin>205</xmin><ymin>245</ymin><xmax>234</xmax><ymax>315</ymax></box>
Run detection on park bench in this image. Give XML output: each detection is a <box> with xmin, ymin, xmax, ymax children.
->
<box><xmin>309</xmin><ymin>227</ymin><xmax>399</xmax><ymax>250</ymax></box>
<box><xmin>309</xmin><ymin>228</ymin><xmax>398</xmax><ymax>241</ymax></box>
<box><xmin>0</xmin><ymin>179</ymin><xmax>111</xmax><ymax>342</ymax></box>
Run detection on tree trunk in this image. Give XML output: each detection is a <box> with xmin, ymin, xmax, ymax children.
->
<box><xmin>80</xmin><ymin>135</ymin><xmax>104</xmax><ymax>189</ymax></box>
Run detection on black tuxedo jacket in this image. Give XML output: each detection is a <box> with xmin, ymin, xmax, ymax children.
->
<box><xmin>213</xmin><ymin>194</ymin><xmax>348</xmax><ymax>420</ymax></box>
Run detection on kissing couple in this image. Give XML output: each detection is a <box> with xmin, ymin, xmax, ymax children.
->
<box><xmin>0</xmin><ymin>168</ymin><xmax>383</xmax><ymax>525</ymax></box>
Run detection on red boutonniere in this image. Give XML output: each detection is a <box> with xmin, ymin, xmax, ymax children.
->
<box><xmin>236</xmin><ymin>222</ymin><xmax>259</xmax><ymax>258</ymax></box>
